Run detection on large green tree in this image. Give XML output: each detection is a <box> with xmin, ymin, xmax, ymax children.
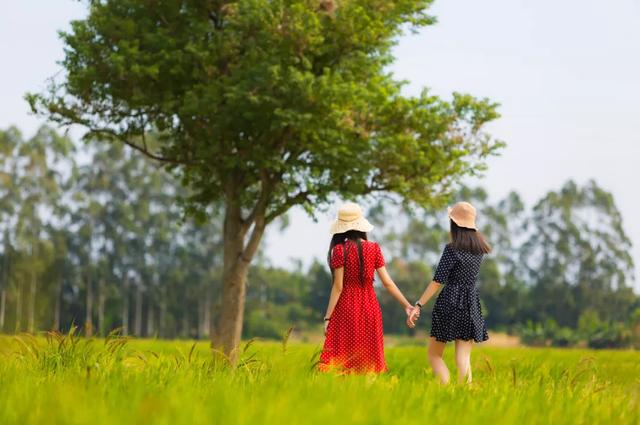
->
<box><xmin>28</xmin><ymin>0</ymin><xmax>502</xmax><ymax>359</ymax></box>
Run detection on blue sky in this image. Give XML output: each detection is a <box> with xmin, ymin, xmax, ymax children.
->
<box><xmin>1</xmin><ymin>1</ymin><xmax>639</xmax><ymax>288</ymax></box>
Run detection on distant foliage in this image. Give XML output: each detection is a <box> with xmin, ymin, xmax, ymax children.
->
<box><xmin>1</xmin><ymin>127</ymin><xmax>637</xmax><ymax>348</ymax></box>
<box><xmin>0</xmin><ymin>126</ymin><xmax>223</xmax><ymax>339</ymax></box>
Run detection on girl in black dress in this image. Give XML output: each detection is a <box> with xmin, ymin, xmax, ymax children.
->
<box><xmin>407</xmin><ymin>202</ymin><xmax>491</xmax><ymax>384</ymax></box>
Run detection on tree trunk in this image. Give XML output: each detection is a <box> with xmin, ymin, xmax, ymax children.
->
<box><xmin>134</xmin><ymin>284</ymin><xmax>143</xmax><ymax>336</ymax></box>
<box><xmin>122</xmin><ymin>274</ymin><xmax>129</xmax><ymax>336</ymax></box>
<box><xmin>182</xmin><ymin>294</ymin><xmax>189</xmax><ymax>338</ymax></box>
<box><xmin>159</xmin><ymin>288</ymin><xmax>166</xmax><ymax>338</ymax></box>
<box><xmin>28</xmin><ymin>271</ymin><xmax>36</xmax><ymax>333</ymax></box>
<box><xmin>53</xmin><ymin>280</ymin><xmax>61</xmax><ymax>331</ymax></box>
<box><xmin>215</xmin><ymin>246</ymin><xmax>252</xmax><ymax>361</ymax></box>
<box><xmin>15</xmin><ymin>282</ymin><xmax>22</xmax><ymax>333</ymax></box>
<box><xmin>203</xmin><ymin>282</ymin><xmax>211</xmax><ymax>339</ymax></box>
<box><xmin>98</xmin><ymin>278</ymin><xmax>105</xmax><ymax>336</ymax></box>
<box><xmin>212</xmin><ymin>196</ymin><xmax>266</xmax><ymax>363</ymax></box>
<box><xmin>197</xmin><ymin>297</ymin><xmax>204</xmax><ymax>339</ymax></box>
<box><xmin>0</xmin><ymin>247</ymin><xmax>7</xmax><ymax>332</ymax></box>
<box><xmin>85</xmin><ymin>275</ymin><xmax>93</xmax><ymax>337</ymax></box>
<box><xmin>146</xmin><ymin>302</ymin><xmax>154</xmax><ymax>337</ymax></box>
<box><xmin>0</xmin><ymin>287</ymin><xmax>6</xmax><ymax>332</ymax></box>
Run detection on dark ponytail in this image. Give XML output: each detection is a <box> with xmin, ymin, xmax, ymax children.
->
<box><xmin>327</xmin><ymin>230</ymin><xmax>368</xmax><ymax>284</ymax></box>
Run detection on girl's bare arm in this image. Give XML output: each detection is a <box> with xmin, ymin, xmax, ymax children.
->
<box><xmin>324</xmin><ymin>267</ymin><xmax>344</xmax><ymax>320</ymax></box>
<box><xmin>407</xmin><ymin>281</ymin><xmax>442</xmax><ymax>327</ymax></box>
<box><xmin>376</xmin><ymin>266</ymin><xmax>412</xmax><ymax>312</ymax></box>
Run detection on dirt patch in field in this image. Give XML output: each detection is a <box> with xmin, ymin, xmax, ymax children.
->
<box><xmin>484</xmin><ymin>332</ymin><xmax>521</xmax><ymax>347</ymax></box>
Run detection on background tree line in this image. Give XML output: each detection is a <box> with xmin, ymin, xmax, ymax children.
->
<box><xmin>1</xmin><ymin>126</ymin><xmax>223</xmax><ymax>339</ymax></box>
<box><xmin>1</xmin><ymin>126</ymin><xmax>639</xmax><ymax>347</ymax></box>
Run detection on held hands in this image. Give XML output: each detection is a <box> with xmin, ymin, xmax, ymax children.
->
<box><xmin>324</xmin><ymin>303</ymin><xmax>420</xmax><ymax>335</ymax></box>
<box><xmin>406</xmin><ymin>305</ymin><xmax>421</xmax><ymax>328</ymax></box>
<box><xmin>404</xmin><ymin>305</ymin><xmax>415</xmax><ymax>320</ymax></box>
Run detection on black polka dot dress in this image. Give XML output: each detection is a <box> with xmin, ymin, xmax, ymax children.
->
<box><xmin>430</xmin><ymin>244</ymin><xmax>489</xmax><ymax>343</ymax></box>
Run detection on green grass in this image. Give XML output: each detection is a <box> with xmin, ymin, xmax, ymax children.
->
<box><xmin>0</xmin><ymin>331</ymin><xmax>638</xmax><ymax>425</ymax></box>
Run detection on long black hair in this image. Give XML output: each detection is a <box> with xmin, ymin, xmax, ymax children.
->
<box><xmin>449</xmin><ymin>220</ymin><xmax>492</xmax><ymax>254</ymax></box>
<box><xmin>327</xmin><ymin>230</ymin><xmax>368</xmax><ymax>284</ymax></box>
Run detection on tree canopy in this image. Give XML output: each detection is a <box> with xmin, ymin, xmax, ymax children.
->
<box><xmin>29</xmin><ymin>0</ymin><xmax>501</xmax><ymax>213</ymax></box>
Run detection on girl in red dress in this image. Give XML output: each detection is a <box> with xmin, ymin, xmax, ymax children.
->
<box><xmin>319</xmin><ymin>203</ymin><xmax>413</xmax><ymax>374</ymax></box>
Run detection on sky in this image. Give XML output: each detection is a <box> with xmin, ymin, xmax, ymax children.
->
<box><xmin>1</xmin><ymin>1</ymin><xmax>639</xmax><ymax>288</ymax></box>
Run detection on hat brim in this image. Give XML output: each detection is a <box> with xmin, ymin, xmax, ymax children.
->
<box><xmin>329</xmin><ymin>217</ymin><xmax>374</xmax><ymax>235</ymax></box>
<box><xmin>448</xmin><ymin>209</ymin><xmax>477</xmax><ymax>230</ymax></box>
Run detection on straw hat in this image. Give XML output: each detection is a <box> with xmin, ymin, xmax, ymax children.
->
<box><xmin>448</xmin><ymin>202</ymin><xmax>477</xmax><ymax>230</ymax></box>
<box><xmin>329</xmin><ymin>202</ymin><xmax>374</xmax><ymax>235</ymax></box>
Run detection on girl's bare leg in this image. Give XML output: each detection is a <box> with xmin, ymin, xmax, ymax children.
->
<box><xmin>428</xmin><ymin>337</ymin><xmax>450</xmax><ymax>384</ymax></box>
<box><xmin>454</xmin><ymin>339</ymin><xmax>473</xmax><ymax>384</ymax></box>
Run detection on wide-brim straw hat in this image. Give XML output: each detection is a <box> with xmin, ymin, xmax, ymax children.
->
<box><xmin>329</xmin><ymin>202</ymin><xmax>374</xmax><ymax>235</ymax></box>
<box><xmin>448</xmin><ymin>201</ymin><xmax>477</xmax><ymax>230</ymax></box>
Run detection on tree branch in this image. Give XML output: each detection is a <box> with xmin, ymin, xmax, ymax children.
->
<box><xmin>84</xmin><ymin>127</ymin><xmax>197</xmax><ymax>166</ymax></box>
<box><xmin>242</xmin><ymin>170</ymin><xmax>273</xmax><ymax>227</ymax></box>
<box><xmin>265</xmin><ymin>191</ymin><xmax>310</xmax><ymax>223</ymax></box>
<box><xmin>240</xmin><ymin>170</ymin><xmax>272</xmax><ymax>262</ymax></box>
<box><xmin>240</xmin><ymin>217</ymin><xmax>266</xmax><ymax>264</ymax></box>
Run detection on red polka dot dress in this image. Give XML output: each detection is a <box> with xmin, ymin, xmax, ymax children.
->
<box><xmin>319</xmin><ymin>240</ymin><xmax>387</xmax><ymax>374</ymax></box>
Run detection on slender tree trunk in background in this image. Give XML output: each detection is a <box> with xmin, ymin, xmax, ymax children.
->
<box><xmin>28</xmin><ymin>271</ymin><xmax>36</xmax><ymax>333</ymax></box>
<box><xmin>121</xmin><ymin>274</ymin><xmax>129</xmax><ymax>336</ymax></box>
<box><xmin>146</xmin><ymin>302</ymin><xmax>154</xmax><ymax>337</ymax></box>
<box><xmin>53</xmin><ymin>280</ymin><xmax>61</xmax><ymax>331</ymax></box>
<box><xmin>212</xmin><ymin>195</ymin><xmax>266</xmax><ymax>363</ymax></box>
<box><xmin>0</xmin><ymin>249</ymin><xmax>6</xmax><ymax>332</ymax></box>
<box><xmin>182</xmin><ymin>295</ymin><xmax>189</xmax><ymax>338</ymax></box>
<box><xmin>0</xmin><ymin>287</ymin><xmax>6</xmax><ymax>332</ymax></box>
<box><xmin>159</xmin><ymin>289</ymin><xmax>166</xmax><ymax>338</ymax></box>
<box><xmin>98</xmin><ymin>278</ymin><xmax>105</xmax><ymax>336</ymax></box>
<box><xmin>203</xmin><ymin>283</ymin><xmax>211</xmax><ymax>339</ymax></box>
<box><xmin>159</xmin><ymin>304</ymin><xmax>166</xmax><ymax>338</ymax></box>
<box><xmin>134</xmin><ymin>284</ymin><xmax>142</xmax><ymax>336</ymax></box>
<box><xmin>15</xmin><ymin>282</ymin><xmax>22</xmax><ymax>333</ymax></box>
<box><xmin>85</xmin><ymin>274</ymin><xmax>93</xmax><ymax>337</ymax></box>
<box><xmin>197</xmin><ymin>296</ymin><xmax>204</xmax><ymax>339</ymax></box>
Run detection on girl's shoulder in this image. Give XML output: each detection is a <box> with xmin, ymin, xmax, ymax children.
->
<box><xmin>357</xmin><ymin>240</ymin><xmax>382</xmax><ymax>256</ymax></box>
<box><xmin>441</xmin><ymin>243</ymin><xmax>457</xmax><ymax>259</ymax></box>
<box><xmin>363</xmin><ymin>239</ymin><xmax>381</xmax><ymax>249</ymax></box>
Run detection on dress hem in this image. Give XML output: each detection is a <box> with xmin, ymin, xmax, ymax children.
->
<box><xmin>429</xmin><ymin>333</ymin><xmax>489</xmax><ymax>344</ymax></box>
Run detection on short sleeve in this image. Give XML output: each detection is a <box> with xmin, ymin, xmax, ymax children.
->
<box><xmin>374</xmin><ymin>243</ymin><xmax>385</xmax><ymax>269</ymax></box>
<box><xmin>330</xmin><ymin>244</ymin><xmax>345</xmax><ymax>269</ymax></box>
<box><xmin>433</xmin><ymin>244</ymin><xmax>456</xmax><ymax>284</ymax></box>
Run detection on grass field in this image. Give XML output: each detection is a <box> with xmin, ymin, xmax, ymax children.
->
<box><xmin>0</xmin><ymin>331</ymin><xmax>639</xmax><ymax>425</ymax></box>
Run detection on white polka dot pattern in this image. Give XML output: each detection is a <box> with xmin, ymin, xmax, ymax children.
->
<box><xmin>430</xmin><ymin>244</ymin><xmax>489</xmax><ymax>343</ymax></box>
<box><xmin>319</xmin><ymin>240</ymin><xmax>387</xmax><ymax>374</ymax></box>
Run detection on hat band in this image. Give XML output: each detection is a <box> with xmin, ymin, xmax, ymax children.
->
<box><xmin>338</xmin><ymin>217</ymin><xmax>360</xmax><ymax>223</ymax></box>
